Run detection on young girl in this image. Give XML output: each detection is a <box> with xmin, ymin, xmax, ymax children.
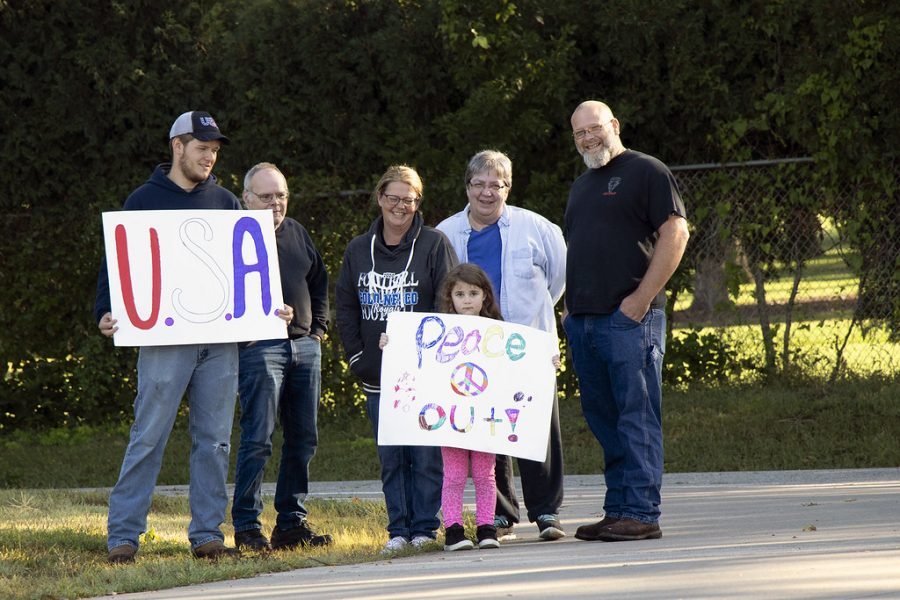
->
<box><xmin>436</xmin><ymin>264</ymin><xmax>505</xmax><ymax>551</ymax></box>
<box><xmin>381</xmin><ymin>263</ymin><xmax>501</xmax><ymax>550</ymax></box>
<box><xmin>381</xmin><ymin>263</ymin><xmax>559</xmax><ymax>551</ymax></box>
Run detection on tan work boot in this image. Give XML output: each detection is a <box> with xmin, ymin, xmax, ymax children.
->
<box><xmin>192</xmin><ymin>539</ymin><xmax>241</xmax><ymax>560</ymax></box>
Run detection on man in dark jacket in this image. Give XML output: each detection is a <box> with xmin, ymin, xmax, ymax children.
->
<box><xmin>95</xmin><ymin>111</ymin><xmax>242</xmax><ymax>563</ymax></box>
<box><xmin>231</xmin><ymin>162</ymin><xmax>332</xmax><ymax>552</ymax></box>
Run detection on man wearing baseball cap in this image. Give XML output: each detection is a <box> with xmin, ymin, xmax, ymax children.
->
<box><xmin>95</xmin><ymin>110</ymin><xmax>245</xmax><ymax>563</ymax></box>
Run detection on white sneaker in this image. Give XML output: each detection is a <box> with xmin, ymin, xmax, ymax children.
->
<box><xmin>410</xmin><ymin>535</ymin><xmax>433</xmax><ymax>549</ymax></box>
<box><xmin>381</xmin><ymin>536</ymin><xmax>409</xmax><ymax>554</ymax></box>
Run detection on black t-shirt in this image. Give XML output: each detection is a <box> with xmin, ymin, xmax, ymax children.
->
<box><xmin>564</xmin><ymin>150</ymin><xmax>687</xmax><ymax>316</ymax></box>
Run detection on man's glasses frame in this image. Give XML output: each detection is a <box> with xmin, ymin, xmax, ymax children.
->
<box><xmin>248</xmin><ymin>190</ymin><xmax>289</xmax><ymax>204</ymax></box>
<box><xmin>572</xmin><ymin>119</ymin><xmax>613</xmax><ymax>141</ymax></box>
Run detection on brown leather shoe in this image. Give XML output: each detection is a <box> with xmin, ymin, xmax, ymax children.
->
<box><xmin>575</xmin><ymin>517</ymin><xmax>661</xmax><ymax>541</ymax></box>
<box><xmin>574</xmin><ymin>516</ymin><xmax>620</xmax><ymax>540</ymax></box>
<box><xmin>107</xmin><ymin>544</ymin><xmax>137</xmax><ymax>564</ymax></box>
<box><xmin>192</xmin><ymin>540</ymin><xmax>241</xmax><ymax>560</ymax></box>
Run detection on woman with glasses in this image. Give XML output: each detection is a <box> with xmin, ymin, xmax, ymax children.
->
<box><xmin>336</xmin><ymin>164</ymin><xmax>458</xmax><ymax>553</ymax></box>
<box><xmin>437</xmin><ymin>149</ymin><xmax>568</xmax><ymax>543</ymax></box>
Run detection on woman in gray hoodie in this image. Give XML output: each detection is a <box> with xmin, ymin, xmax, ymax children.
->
<box><xmin>336</xmin><ymin>165</ymin><xmax>457</xmax><ymax>553</ymax></box>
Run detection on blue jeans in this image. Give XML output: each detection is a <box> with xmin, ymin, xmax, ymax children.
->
<box><xmin>563</xmin><ymin>309</ymin><xmax>666</xmax><ymax>524</ymax></box>
<box><xmin>232</xmin><ymin>337</ymin><xmax>321</xmax><ymax>532</ymax></box>
<box><xmin>365</xmin><ymin>392</ymin><xmax>442</xmax><ymax>540</ymax></box>
<box><xmin>107</xmin><ymin>343</ymin><xmax>238</xmax><ymax>551</ymax></box>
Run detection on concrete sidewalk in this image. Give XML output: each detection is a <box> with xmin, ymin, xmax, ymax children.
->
<box><xmin>92</xmin><ymin>468</ymin><xmax>900</xmax><ymax>599</ymax></box>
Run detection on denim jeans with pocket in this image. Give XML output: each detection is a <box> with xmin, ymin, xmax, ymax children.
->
<box><xmin>107</xmin><ymin>343</ymin><xmax>238</xmax><ymax>551</ymax></box>
<box><xmin>366</xmin><ymin>391</ymin><xmax>442</xmax><ymax>540</ymax></box>
<box><xmin>232</xmin><ymin>336</ymin><xmax>321</xmax><ymax>533</ymax></box>
<box><xmin>564</xmin><ymin>309</ymin><xmax>665</xmax><ymax>523</ymax></box>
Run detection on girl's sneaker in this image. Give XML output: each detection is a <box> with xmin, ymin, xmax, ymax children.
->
<box><xmin>476</xmin><ymin>524</ymin><xmax>500</xmax><ymax>549</ymax></box>
<box><xmin>443</xmin><ymin>523</ymin><xmax>474</xmax><ymax>551</ymax></box>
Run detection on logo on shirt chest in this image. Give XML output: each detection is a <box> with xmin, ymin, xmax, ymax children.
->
<box><xmin>602</xmin><ymin>177</ymin><xmax>621</xmax><ymax>196</ymax></box>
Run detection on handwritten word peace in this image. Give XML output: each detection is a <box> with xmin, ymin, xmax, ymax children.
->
<box><xmin>414</xmin><ymin>315</ymin><xmax>526</xmax><ymax>368</ymax></box>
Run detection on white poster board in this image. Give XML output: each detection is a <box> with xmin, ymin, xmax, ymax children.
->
<box><xmin>378</xmin><ymin>311</ymin><xmax>557</xmax><ymax>461</ymax></box>
<box><xmin>101</xmin><ymin>209</ymin><xmax>286</xmax><ymax>346</ymax></box>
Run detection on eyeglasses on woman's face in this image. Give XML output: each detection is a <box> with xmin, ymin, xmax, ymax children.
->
<box><xmin>467</xmin><ymin>181</ymin><xmax>507</xmax><ymax>194</ymax></box>
<box><xmin>382</xmin><ymin>194</ymin><xmax>419</xmax><ymax>208</ymax></box>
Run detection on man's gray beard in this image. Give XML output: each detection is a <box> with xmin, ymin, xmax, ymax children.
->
<box><xmin>582</xmin><ymin>146</ymin><xmax>611</xmax><ymax>169</ymax></box>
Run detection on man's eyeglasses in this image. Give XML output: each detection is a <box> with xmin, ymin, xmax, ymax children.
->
<box><xmin>382</xmin><ymin>194</ymin><xmax>419</xmax><ymax>208</ymax></box>
<box><xmin>572</xmin><ymin>120</ymin><xmax>612</xmax><ymax>141</ymax></box>
<box><xmin>249</xmin><ymin>191</ymin><xmax>289</xmax><ymax>204</ymax></box>
<box><xmin>467</xmin><ymin>181</ymin><xmax>508</xmax><ymax>193</ymax></box>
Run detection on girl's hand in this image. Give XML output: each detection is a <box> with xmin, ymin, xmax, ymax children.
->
<box><xmin>552</xmin><ymin>354</ymin><xmax>561</xmax><ymax>369</ymax></box>
<box><xmin>379</xmin><ymin>332</ymin><xmax>389</xmax><ymax>349</ymax></box>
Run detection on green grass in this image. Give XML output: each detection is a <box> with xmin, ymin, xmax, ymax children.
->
<box><xmin>0</xmin><ymin>491</ymin><xmax>428</xmax><ymax>600</ymax></box>
<box><xmin>1</xmin><ymin>377</ymin><xmax>898</xmax><ymax>599</ymax></box>
<box><xmin>0</xmin><ymin>417</ymin><xmax>382</xmax><ymax>489</ymax></box>
<box><xmin>558</xmin><ymin>377</ymin><xmax>900</xmax><ymax>474</ymax></box>
<box><xmin>2</xmin><ymin>378</ymin><xmax>898</xmax><ymax>489</ymax></box>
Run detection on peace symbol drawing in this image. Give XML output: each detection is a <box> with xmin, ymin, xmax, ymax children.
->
<box><xmin>449</xmin><ymin>361</ymin><xmax>489</xmax><ymax>397</ymax></box>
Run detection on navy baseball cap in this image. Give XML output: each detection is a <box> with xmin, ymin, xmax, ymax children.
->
<box><xmin>169</xmin><ymin>110</ymin><xmax>230</xmax><ymax>144</ymax></box>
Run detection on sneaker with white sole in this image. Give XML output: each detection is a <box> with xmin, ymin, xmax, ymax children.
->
<box><xmin>443</xmin><ymin>523</ymin><xmax>474</xmax><ymax>551</ymax></box>
<box><xmin>476</xmin><ymin>524</ymin><xmax>500</xmax><ymax>549</ymax></box>
<box><xmin>494</xmin><ymin>515</ymin><xmax>517</xmax><ymax>541</ymax></box>
<box><xmin>536</xmin><ymin>514</ymin><xmax>566</xmax><ymax>541</ymax></box>
<box><xmin>410</xmin><ymin>535</ymin><xmax>434</xmax><ymax>549</ymax></box>
<box><xmin>381</xmin><ymin>536</ymin><xmax>410</xmax><ymax>554</ymax></box>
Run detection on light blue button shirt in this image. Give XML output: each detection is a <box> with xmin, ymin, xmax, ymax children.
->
<box><xmin>436</xmin><ymin>204</ymin><xmax>566</xmax><ymax>339</ymax></box>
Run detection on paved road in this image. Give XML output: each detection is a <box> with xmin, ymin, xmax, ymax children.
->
<box><xmin>91</xmin><ymin>468</ymin><xmax>900</xmax><ymax>599</ymax></box>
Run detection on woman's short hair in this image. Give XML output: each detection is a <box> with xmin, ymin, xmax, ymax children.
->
<box><xmin>464</xmin><ymin>150</ymin><xmax>512</xmax><ymax>189</ymax></box>
<box><xmin>372</xmin><ymin>165</ymin><xmax>423</xmax><ymax>204</ymax></box>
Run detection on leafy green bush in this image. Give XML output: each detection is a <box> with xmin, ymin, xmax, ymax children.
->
<box><xmin>664</xmin><ymin>329</ymin><xmax>760</xmax><ymax>387</ymax></box>
<box><xmin>1</xmin><ymin>0</ymin><xmax>897</xmax><ymax>429</ymax></box>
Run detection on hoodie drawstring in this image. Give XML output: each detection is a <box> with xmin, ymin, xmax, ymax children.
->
<box><xmin>366</xmin><ymin>231</ymin><xmax>418</xmax><ymax>309</ymax></box>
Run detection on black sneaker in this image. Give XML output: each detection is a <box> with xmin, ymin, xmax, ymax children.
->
<box><xmin>476</xmin><ymin>524</ymin><xmax>500</xmax><ymax>549</ymax></box>
<box><xmin>270</xmin><ymin>520</ymin><xmax>334</xmax><ymax>550</ymax></box>
<box><xmin>494</xmin><ymin>515</ymin><xmax>516</xmax><ymax>541</ymax></box>
<box><xmin>234</xmin><ymin>528</ymin><xmax>272</xmax><ymax>552</ymax></box>
<box><xmin>443</xmin><ymin>523</ymin><xmax>474</xmax><ymax>551</ymax></box>
<box><xmin>536</xmin><ymin>514</ymin><xmax>566</xmax><ymax>541</ymax></box>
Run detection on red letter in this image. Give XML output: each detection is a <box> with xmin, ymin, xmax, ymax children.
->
<box><xmin>115</xmin><ymin>224</ymin><xmax>161</xmax><ymax>330</ymax></box>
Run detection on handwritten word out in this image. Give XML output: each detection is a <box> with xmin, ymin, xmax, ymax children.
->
<box><xmin>418</xmin><ymin>404</ymin><xmax>523</xmax><ymax>442</ymax></box>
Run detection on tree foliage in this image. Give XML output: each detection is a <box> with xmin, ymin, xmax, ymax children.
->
<box><xmin>1</xmin><ymin>0</ymin><xmax>897</xmax><ymax>429</ymax></box>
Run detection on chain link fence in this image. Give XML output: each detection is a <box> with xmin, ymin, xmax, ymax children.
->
<box><xmin>301</xmin><ymin>158</ymin><xmax>898</xmax><ymax>401</ymax></box>
<box><xmin>667</xmin><ymin>158</ymin><xmax>899</xmax><ymax>384</ymax></box>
